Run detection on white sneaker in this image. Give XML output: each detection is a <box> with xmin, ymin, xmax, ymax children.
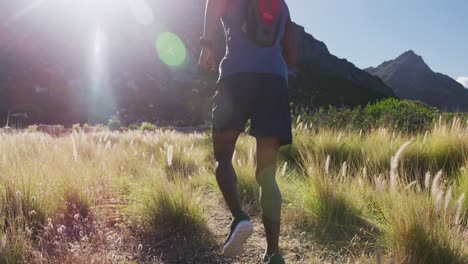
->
<box><xmin>222</xmin><ymin>215</ymin><xmax>253</xmax><ymax>257</ymax></box>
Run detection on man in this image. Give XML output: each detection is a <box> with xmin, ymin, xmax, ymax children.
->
<box><xmin>199</xmin><ymin>0</ymin><xmax>295</xmax><ymax>263</ymax></box>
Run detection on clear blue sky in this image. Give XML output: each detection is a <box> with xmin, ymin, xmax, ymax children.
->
<box><xmin>287</xmin><ymin>0</ymin><xmax>468</xmax><ymax>79</ymax></box>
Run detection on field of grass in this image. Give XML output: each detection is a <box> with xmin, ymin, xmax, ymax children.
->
<box><xmin>0</xmin><ymin>117</ymin><xmax>467</xmax><ymax>263</ymax></box>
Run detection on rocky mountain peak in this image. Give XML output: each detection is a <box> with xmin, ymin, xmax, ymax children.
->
<box><xmin>393</xmin><ymin>50</ymin><xmax>431</xmax><ymax>73</ymax></box>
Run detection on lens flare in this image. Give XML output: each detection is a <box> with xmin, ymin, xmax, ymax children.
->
<box><xmin>156</xmin><ymin>32</ymin><xmax>187</xmax><ymax>67</ymax></box>
<box><xmin>88</xmin><ymin>26</ymin><xmax>115</xmax><ymax>123</ymax></box>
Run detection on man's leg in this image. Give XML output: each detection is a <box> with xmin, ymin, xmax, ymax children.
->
<box><xmin>212</xmin><ymin>130</ymin><xmax>243</xmax><ymax>217</ymax></box>
<box><xmin>256</xmin><ymin>137</ymin><xmax>282</xmax><ymax>256</ymax></box>
<box><xmin>214</xmin><ymin>130</ymin><xmax>253</xmax><ymax>257</ymax></box>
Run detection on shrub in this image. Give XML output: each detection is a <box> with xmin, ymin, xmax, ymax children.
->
<box><xmin>298</xmin><ymin>98</ymin><xmax>467</xmax><ymax>132</ymax></box>
<box><xmin>140</xmin><ymin>122</ymin><xmax>157</xmax><ymax>132</ymax></box>
<box><xmin>365</xmin><ymin>98</ymin><xmax>439</xmax><ymax>132</ymax></box>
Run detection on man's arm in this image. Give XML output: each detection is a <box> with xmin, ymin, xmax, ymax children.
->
<box><xmin>282</xmin><ymin>15</ymin><xmax>297</xmax><ymax>67</ymax></box>
<box><xmin>199</xmin><ymin>0</ymin><xmax>227</xmax><ymax>72</ymax></box>
<box><xmin>203</xmin><ymin>0</ymin><xmax>227</xmax><ymax>41</ymax></box>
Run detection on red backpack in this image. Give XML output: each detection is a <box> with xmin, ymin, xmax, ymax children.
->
<box><xmin>242</xmin><ymin>0</ymin><xmax>283</xmax><ymax>47</ymax></box>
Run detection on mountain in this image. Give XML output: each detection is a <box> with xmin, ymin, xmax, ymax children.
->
<box><xmin>291</xmin><ymin>24</ymin><xmax>394</xmax><ymax>97</ymax></box>
<box><xmin>284</xmin><ymin>24</ymin><xmax>394</xmax><ymax>108</ymax></box>
<box><xmin>366</xmin><ymin>50</ymin><xmax>468</xmax><ymax>111</ymax></box>
<box><xmin>0</xmin><ymin>1</ymin><xmax>395</xmax><ymax>126</ymax></box>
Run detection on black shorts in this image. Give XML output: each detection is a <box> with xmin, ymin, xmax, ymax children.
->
<box><xmin>212</xmin><ymin>73</ymin><xmax>293</xmax><ymax>146</ymax></box>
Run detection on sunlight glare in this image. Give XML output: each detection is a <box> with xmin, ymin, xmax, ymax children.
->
<box><xmin>94</xmin><ymin>29</ymin><xmax>104</xmax><ymax>55</ymax></box>
<box><xmin>126</xmin><ymin>0</ymin><xmax>154</xmax><ymax>26</ymax></box>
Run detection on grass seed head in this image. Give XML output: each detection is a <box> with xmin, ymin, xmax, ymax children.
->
<box><xmin>424</xmin><ymin>172</ymin><xmax>432</xmax><ymax>190</ymax></box>
<box><xmin>434</xmin><ymin>190</ymin><xmax>444</xmax><ymax>215</ymax></box>
<box><xmin>71</xmin><ymin>135</ymin><xmax>79</xmax><ymax>162</ymax></box>
<box><xmin>325</xmin><ymin>155</ymin><xmax>331</xmax><ymax>175</ymax></box>
<box><xmin>443</xmin><ymin>186</ymin><xmax>452</xmax><ymax>214</ymax></box>
<box><xmin>390</xmin><ymin>141</ymin><xmax>412</xmax><ymax>191</ymax></box>
<box><xmin>341</xmin><ymin>161</ymin><xmax>347</xmax><ymax>178</ymax></box>
<box><xmin>454</xmin><ymin>193</ymin><xmax>465</xmax><ymax>225</ymax></box>
<box><xmin>281</xmin><ymin>162</ymin><xmax>288</xmax><ymax>177</ymax></box>
<box><xmin>405</xmin><ymin>181</ymin><xmax>417</xmax><ymax>190</ymax></box>
<box><xmin>431</xmin><ymin>170</ymin><xmax>443</xmax><ymax>197</ymax></box>
<box><xmin>167</xmin><ymin>145</ymin><xmax>173</xmax><ymax>167</ymax></box>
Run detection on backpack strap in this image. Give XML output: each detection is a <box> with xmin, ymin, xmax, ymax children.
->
<box><xmin>258</xmin><ymin>0</ymin><xmax>281</xmax><ymax>26</ymax></box>
<box><xmin>242</xmin><ymin>0</ymin><xmax>284</xmax><ymax>47</ymax></box>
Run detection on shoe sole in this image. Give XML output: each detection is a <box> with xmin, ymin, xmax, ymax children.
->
<box><xmin>222</xmin><ymin>220</ymin><xmax>253</xmax><ymax>257</ymax></box>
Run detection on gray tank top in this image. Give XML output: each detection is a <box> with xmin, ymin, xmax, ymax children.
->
<box><xmin>218</xmin><ymin>0</ymin><xmax>290</xmax><ymax>82</ymax></box>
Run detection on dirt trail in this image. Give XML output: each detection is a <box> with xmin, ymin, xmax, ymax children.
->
<box><xmin>41</xmin><ymin>189</ymin><xmax>376</xmax><ymax>263</ymax></box>
<box><xmin>130</xmin><ymin>191</ymin><xmax>379</xmax><ymax>263</ymax></box>
<box><xmin>136</xmin><ymin>191</ymin><xmax>320</xmax><ymax>264</ymax></box>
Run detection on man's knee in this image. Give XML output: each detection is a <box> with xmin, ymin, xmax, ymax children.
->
<box><xmin>255</xmin><ymin>165</ymin><xmax>276</xmax><ymax>187</ymax></box>
<box><xmin>257</xmin><ymin>166</ymin><xmax>283</xmax><ymax>222</ymax></box>
<box><xmin>215</xmin><ymin>158</ymin><xmax>233</xmax><ymax>175</ymax></box>
<box><xmin>256</xmin><ymin>166</ymin><xmax>282</xmax><ymax>202</ymax></box>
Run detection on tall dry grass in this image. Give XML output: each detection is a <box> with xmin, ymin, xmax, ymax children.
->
<box><xmin>0</xmin><ymin>118</ymin><xmax>466</xmax><ymax>262</ymax></box>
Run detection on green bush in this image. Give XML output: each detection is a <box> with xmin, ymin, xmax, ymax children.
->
<box><xmin>364</xmin><ymin>98</ymin><xmax>439</xmax><ymax>131</ymax></box>
<box><xmin>140</xmin><ymin>122</ymin><xmax>158</xmax><ymax>132</ymax></box>
<box><xmin>299</xmin><ymin>98</ymin><xmax>467</xmax><ymax>132</ymax></box>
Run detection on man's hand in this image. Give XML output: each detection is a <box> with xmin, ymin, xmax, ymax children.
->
<box><xmin>199</xmin><ymin>46</ymin><xmax>217</xmax><ymax>72</ymax></box>
<box><xmin>199</xmin><ymin>0</ymin><xmax>227</xmax><ymax>73</ymax></box>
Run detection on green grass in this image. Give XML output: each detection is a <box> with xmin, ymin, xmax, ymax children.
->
<box><xmin>376</xmin><ymin>191</ymin><xmax>467</xmax><ymax>264</ymax></box>
<box><xmin>234</xmin><ymin>150</ymin><xmax>260</xmax><ymax>209</ymax></box>
<box><xmin>456</xmin><ymin>165</ymin><xmax>468</xmax><ymax>225</ymax></box>
<box><xmin>300</xmin><ymin>174</ymin><xmax>371</xmax><ymax>242</ymax></box>
<box><xmin>0</xmin><ymin>119</ymin><xmax>466</xmax><ymax>263</ymax></box>
<box><xmin>129</xmin><ymin>179</ymin><xmax>206</xmax><ymax>231</ymax></box>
